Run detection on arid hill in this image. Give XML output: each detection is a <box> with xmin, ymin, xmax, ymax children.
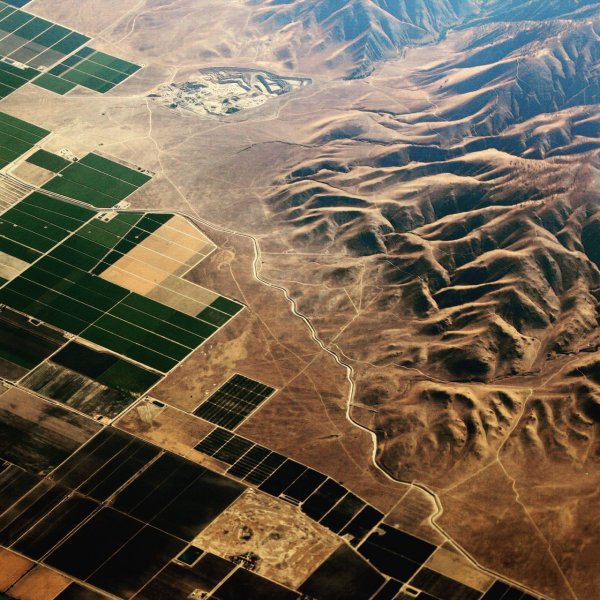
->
<box><xmin>250</xmin><ymin>0</ymin><xmax>479</xmax><ymax>75</ymax></box>
<box><xmin>253</xmin><ymin>4</ymin><xmax>600</xmax><ymax>596</ymax></box>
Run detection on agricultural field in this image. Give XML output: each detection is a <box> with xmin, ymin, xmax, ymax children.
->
<box><xmin>0</xmin><ymin>387</ymin><xmax>100</xmax><ymax>475</ymax></box>
<box><xmin>0</xmin><ymin>114</ymin><xmax>243</xmax><ymax>380</ymax></box>
<box><xmin>0</xmin><ymin>1</ymin><xmax>141</xmax><ymax>99</ymax></box>
<box><xmin>0</xmin><ymin>307</ymin><xmax>67</xmax><ymax>379</ymax></box>
<box><xmin>37</xmin><ymin>46</ymin><xmax>141</xmax><ymax>95</ymax></box>
<box><xmin>0</xmin><ymin>110</ymin><xmax>48</xmax><ymax>169</ymax></box>
<box><xmin>25</xmin><ymin>148</ymin><xmax>70</xmax><ymax>173</ymax></box>
<box><xmin>193</xmin><ymin>373</ymin><xmax>276</xmax><ymax>430</ymax></box>
<box><xmin>23</xmin><ymin>341</ymin><xmax>162</xmax><ymax>419</ymax></box>
<box><xmin>41</xmin><ymin>152</ymin><xmax>151</xmax><ymax>207</ymax></box>
<box><xmin>0</xmin><ymin>0</ymin><xmax>90</xmax><ymax>97</ymax></box>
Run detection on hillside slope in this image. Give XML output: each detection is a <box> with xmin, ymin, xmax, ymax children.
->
<box><xmin>249</xmin><ymin>0</ymin><xmax>479</xmax><ymax>74</ymax></box>
<box><xmin>254</xmin><ymin>4</ymin><xmax>600</xmax><ymax>597</ymax></box>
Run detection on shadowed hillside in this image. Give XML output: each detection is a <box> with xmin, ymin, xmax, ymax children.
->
<box><xmin>249</xmin><ymin>0</ymin><xmax>479</xmax><ymax>74</ymax></box>
<box><xmin>252</xmin><ymin>4</ymin><xmax>600</xmax><ymax>596</ymax></box>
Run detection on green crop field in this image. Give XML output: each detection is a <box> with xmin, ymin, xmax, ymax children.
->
<box><xmin>0</xmin><ymin>61</ymin><xmax>39</xmax><ymax>99</ymax></box>
<box><xmin>0</xmin><ymin>2</ymin><xmax>90</xmax><ymax>88</ymax></box>
<box><xmin>26</xmin><ymin>149</ymin><xmax>71</xmax><ymax>172</ymax></box>
<box><xmin>79</xmin><ymin>153</ymin><xmax>151</xmax><ymax>186</ymax></box>
<box><xmin>33</xmin><ymin>72</ymin><xmax>76</xmax><ymax>95</ymax></box>
<box><xmin>40</xmin><ymin>46</ymin><xmax>142</xmax><ymax>95</ymax></box>
<box><xmin>0</xmin><ymin>4</ymin><xmax>141</xmax><ymax>100</ymax></box>
<box><xmin>0</xmin><ymin>111</ymin><xmax>48</xmax><ymax>167</ymax></box>
<box><xmin>0</xmin><ymin>125</ymin><xmax>243</xmax><ymax>375</ymax></box>
<box><xmin>0</xmin><ymin>191</ymin><xmax>93</xmax><ymax>256</ymax></box>
<box><xmin>3</xmin><ymin>1</ymin><xmax>33</xmax><ymax>9</ymax></box>
<box><xmin>42</xmin><ymin>152</ymin><xmax>152</xmax><ymax>208</ymax></box>
<box><xmin>0</xmin><ymin>237</ymin><xmax>40</xmax><ymax>262</ymax></box>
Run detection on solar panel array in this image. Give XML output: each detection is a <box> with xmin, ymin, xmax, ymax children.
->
<box><xmin>194</xmin><ymin>373</ymin><xmax>275</xmax><ymax>429</ymax></box>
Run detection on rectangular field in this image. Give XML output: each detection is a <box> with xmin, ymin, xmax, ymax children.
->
<box><xmin>0</xmin><ymin>462</ymin><xmax>40</xmax><ymax>516</ymax></box>
<box><xmin>0</xmin><ymin>306</ymin><xmax>66</xmax><ymax>379</ymax></box>
<box><xmin>88</xmin><ymin>525</ymin><xmax>186</xmax><ymax>598</ymax></box>
<box><xmin>0</xmin><ymin>192</ymin><xmax>93</xmax><ymax>257</ymax></box>
<box><xmin>212</xmin><ymin>567</ymin><xmax>300</xmax><ymax>600</ymax></box>
<box><xmin>53</xmin><ymin>341</ymin><xmax>161</xmax><ymax>393</ymax></box>
<box><xmin>45</xmin><ymin>507</ymin><xmax>145</xmax><ymax>580</ymax></box>
<box><xmin>0</xmin><ymin>60</ymin><xmax>39</xmax><ymax>99</ymax></box>
<box><xmin>0</xmin><ymin>479</ymin><xmax>69</xmax><ymax>547</ymax></box>
<box><xmin>13</xmin><ymin>494</ymin><xmax>99</xmax><ymax>560</ymax></box>
<box><xmin>112</xmin><ymin>451</ymin><xmax>244</xmax><ymax>541</ymax></box>
<box><xmin>0</xmin><ymin>111</ymin><xmax>49</xmax><ymax>168</ymax></box>
<box><xmin>0</xmin><ymin>387</ymin><xmax>101</xmax><ymax>474</ymax></box>
<box><xmin>1</xmin><ymin>215</ymin><xmax>243</xmax><ymax>374</ymax></box>
<box><xmin>57</xmin><ymin>431</ymin><xmax>160</xmax><ymax>502</ymax></box>
<box><xmin>135</xmin><ymin>553</ymin><xmax>235</xmax><ymax>599</ymax></box>
<box><xmin>299</xmin><ymin>544</ymin><xmax>384</xmax><ymax>600</ymax></box>
<box><xmin>32</xmin><ymin>72</ymin><xmax>76</xmax><ymax>95</ymax></box>
<box><xmin>42</xmin><ymin>152</ymin><xmax>152</xmax><ymax>208</ymax></box>
<box><xmin>26</xmin><ymin>148</ymin><xmax>71</xmax><ymax>172</ymax></box>
<box><xmin>23</xmin><ymin>338</ymin><xmax>161</xmax><ymax>419</ymax></box>
<box><xmin>23</xmin><ymin>362</ymin><xmax>142</xmax><ymax>419</ymax></box>
<box><xmin>193</xmin><ymin>373</ymin><xmax>275</xmax><ymax>430</ymax></box>
<box><xmin>357</xmin><ymin>523</ymin><xmax>436</xmax><ymax>582</ymax></box>
<box><xmin>41</xmin><ymin>46</ymin><xmax>141</xmax><ymax>95</ymax></box>
<box><xmin>0</xmin><ymin>1</ymin><xmax>90</xmax><ymax>89</ymax></box>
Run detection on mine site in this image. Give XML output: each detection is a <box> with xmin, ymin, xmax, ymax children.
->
<box><xmin>150</xmin><ymin>68</ymin><xmax>311</xmax><ymax>116</ymax></box>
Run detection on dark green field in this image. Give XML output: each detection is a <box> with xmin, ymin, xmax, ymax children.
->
<box><xmin>0</xmin><ymin>111</ymin><xmax>48</xmax><ymax>168</ymax></box>
<box><xmin>0</xmin><ymin>61</ymin><xmax>39</xmax><ymax>100</ymax></box>
<box><xmin>80</xmin><ymin>153</ymin><xmax>151</xmax><ymax>186</ymax></box>
<box><xmin>0</xmin><ymin>191</ymin><xmax>93</xmax><ymax>256</ymax></box>
<box><xmin>0</xmin><ymin>307</ymin><xmax>66</xmax><ymax>372</ymax></box>
<box><xmin>52</xmin><ymin>341</ymin><xmax>161</xmax><ymax>394</ymax></box>
<box><xmin>33</xmin><ymin>72</ymin><xmax>76</xmax><ymax>95</ymax></box>
<box><xmin>0</xmin><ymin>249</ymin><xmax>219</xmax><ymax>372</ymax></box>
<box><xmin>26</xmin><ymin>148</ymin><xmax>71</xmax><ymax>172</ymax></box>
<box><xmin>3</xmin><ymin>1</ymin><xmax>32</xmax><ymax>8</ymax></box>
<box><xmin>42</xmin><ymin>152</ymin><xmax>151</xmax><ymax>208</ymax></box>
<box><xmin>0</xmin><ymin>2</ymin><xmax>139</xmax><ymax>101</ymax></box>
<box><xmin>40</xmin><ymin>46</ymin><xmax>141</xmax><ymax>95</ymax></box>
<box><xmin>0</xmin><ymin>157</ymin><xmax>242</xmax><ymax>374</ymax></box>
